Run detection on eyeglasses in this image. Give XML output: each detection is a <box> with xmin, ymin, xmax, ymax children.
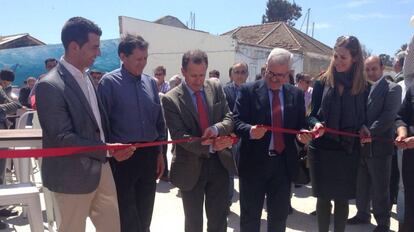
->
<box><xmin>266</xmin><ymin>70</ymin><xmax>289</xmax><ymax>79</ymax></box>
<box><xmin>154</xmin><ymin>73</ymin><xmax>164</xmax><ymax>76</ymax></box>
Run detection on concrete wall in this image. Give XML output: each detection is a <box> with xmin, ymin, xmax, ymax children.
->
<box><xmin>303</xmin><ymin>52</ymin><xmax>331</xmax><ymax>77</ymax></box>
<box><xmin>120</xmin><ymin>16</ymin><xmax>237</xmax><ymax>84</ymax></box>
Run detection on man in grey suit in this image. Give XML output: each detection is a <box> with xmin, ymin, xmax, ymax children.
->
<box><xmin>162</xmin><ymin>50</ymin><xmax>236</xmax><ymax>232</ymax></box>
<box><xmin>348</xmin><ymin>56</ymin><xmax>402</xmax><ymax>232</ymax></box>
<box><xmin>36</xmin><ymin>17</ymin><xmax>135</xmax><ymax>232</ymax></box>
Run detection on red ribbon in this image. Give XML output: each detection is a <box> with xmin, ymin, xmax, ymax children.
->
<box><xmin>0</xmin><ymin>136</ymin><xmax>239</xmax><ymax>159</ymax></box>
<box><xmin>257</xmin><ymin>125</ymin><xmax>393</xmax><ymax>142</ymax></box>
<box><xmin>0</xmin><ymin>125</ymin><xmax>395</xmax><ymax>159</ymax></box>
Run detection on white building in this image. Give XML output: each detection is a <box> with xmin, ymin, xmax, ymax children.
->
<box><xmin>119</xmin><ymin>16</ymin><xmax>332</xmax><ymax>84</ymax></box>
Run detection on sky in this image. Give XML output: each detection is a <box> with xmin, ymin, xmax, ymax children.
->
<box><xmin>1</xmin><ymin>0</ymin><xmax>413</xmax><ymax>56</ymax></box>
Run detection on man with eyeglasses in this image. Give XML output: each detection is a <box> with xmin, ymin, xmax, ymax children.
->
<box><xmin>223</xmin><ymin>62</ymin><xmax>249</xmax><ymax>214</ymax></box>
<box><xmin>154</xmin><ymin>65</ymin><xmax>170</xmax><ymax>94</ymax></box>
<box><xmin>234</xmin><ymin>48</ymin><xmax>312</xmax><ymax>232</ymax></box>
<box><xmin>295</xmin><ymin>73</ymin><xmax>313</xmax><ymax>111</ymax></box>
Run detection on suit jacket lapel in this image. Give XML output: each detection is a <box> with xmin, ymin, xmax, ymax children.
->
<box><xmin>177</xmin><ymin>84</ymin><xmax>200</xmax><ymax>127</ymax></box>
<box><xmin>282</xmin><ymin>84</ymin><xmax>293</xmax><ymax>127</ymax></box>
<box><xmin>57</xmin><ymin>64</ymin><xmax>99</xmax><ymax>129</ymax></box>
<box><xmin>203</xmin><ymin>82</ymin><xmax>214</xmax><ymax>125</ymax></box>
<box><xmin>255</xmin><ymin>80</ymin><xmax>271</xmax><ymax>125</ymax></box>
<box><xmin>368</xmin><ymin>78</ymin><xmax>386</xmax><ymax>108</ymax></box>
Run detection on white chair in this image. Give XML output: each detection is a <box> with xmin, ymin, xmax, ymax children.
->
<box><xmin>0</xmin><ymin>183</ymin><xmax>44</xmax><ymax>232</ymax></box>
<box><xmin>14</xmin><ymin>111</ymin><xmax>59</xmax><ymax>231</ymax></box>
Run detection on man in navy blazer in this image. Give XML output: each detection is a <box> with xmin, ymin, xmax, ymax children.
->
<box><xmin>234</xmin><ymin>48</ymin><xmax>312</xmax><ymax>232</ymax></box>
<box><xmin>223</xmin><ymin>62</ymin><xmax>249</xmax><ymax>112</ymax></box>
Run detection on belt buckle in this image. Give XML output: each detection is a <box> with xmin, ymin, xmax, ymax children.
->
<box><xmin>268</xmin><ymin>150</ymin><xmax>278</xmax><ymax>157</ymax></box>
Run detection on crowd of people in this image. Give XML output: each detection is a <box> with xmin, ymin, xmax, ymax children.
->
<box><xmin>0</xmin><ymin>16</ymin><xmax>414</xmax><ymax>232</ymax></box>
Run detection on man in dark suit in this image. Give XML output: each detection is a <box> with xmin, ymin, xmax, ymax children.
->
<box><xmin>234</xmin><ymin>48</ymin><xmax>312</xmax><ymax>232</ymax></box>
<box><xmin>223</xmin><ymin>62</ymin><xmax>248</xmax><ymax>211</ymax></box>
<box><xmin>162</xmin><ymin>50</ymin><xmax>236</xmax><ymax>232</ymax></box>
<box><xmin>223</xmin><ymin>62</ymin><xmax>248</xmax><ymax>112</ymax></box>
<box><xmin>36</xmin><ymin>17</ymin><xmax>135</xmax><ymax>232</ymax></box>
<box><xmin>348</xmin><ymin>56</ymin><xmax>402</xmax><ymax>232</ymax></box>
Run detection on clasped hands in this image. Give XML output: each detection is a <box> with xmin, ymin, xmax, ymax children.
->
<box><xmin>108</xmin><ymin>143</ymin><xmax>136</xmax><ymax>161</ymax></box>
<box><xmin>200</xmin><ymin>127</ymin><xmax>234</xmax><ymax>151</ymax></box>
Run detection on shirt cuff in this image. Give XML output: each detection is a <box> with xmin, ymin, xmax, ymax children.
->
<box><xmin>211</xmin><ymin>126</ymin><xmax>219</xmax><ymax>136</ymax></box>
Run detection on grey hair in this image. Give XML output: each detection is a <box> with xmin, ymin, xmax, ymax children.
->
<box><xmin>266</xmin><ymin>48</ymin><xmax>293</xmax><ymax>69</ymax></box>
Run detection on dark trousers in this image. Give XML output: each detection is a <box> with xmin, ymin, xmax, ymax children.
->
<box><xmin>181</xmin><ymin>155</ymin><xmax>229</xmax><ymax>232</ymax></box>
<box><xmin>402</xmin><ymin>150</ymin><xmax>414</xmax><ymax>232</ymax></box>
<box><xmin>355</xmin><ymin>155</ymin><xmax>392</xmax><ymax>226</ymax></box>
<box><xmin>317</xmin><ymin>198</ymin><xmax>348</xmax><ymax>232</ymax></box>
<box><xmin>390</xmin><ymin>151</ymin><xmax>400</xmax><ymax>206</ymax></box>
<box><xmin>239</xmin><ymin>155</ymin><xmax>290</xmax><ymax>232</ymax></box>
<box><xmin>228</xmin><ymin>141</ymin><xmax>241</xmax><ymax>206</ymax></box>
<box><xmin>162</xmin><ymin>143</ymin><xmax>169</xmax><ymax>177</ymax></box>
<box><xmin>0</xmin><ymin>158</ymin><xmax>5</xmax><ymax>184</ymax></box>
<box><xmin>111</xmin><ymin>146</ymin><xmax>158</xmax><ymax>232</ymax></box>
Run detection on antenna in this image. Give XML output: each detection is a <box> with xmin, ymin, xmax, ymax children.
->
<box><xmin>188</xmin><ymin>12</ymin><xmax>196</xmax><ymax>29</ymax></box>
<box><xmin>300</xmin><ymin>8</ymin><xmax>311</xmax><ymax>34</ymax></box>
<box><xmin>306</xmin><ymin>8</ymin><xmax>310</xmax><ymax>35</ymax></box>
<box><xmin>312</xmin><ymin>22</ymin><xmax>315</xmax><ymax>37</ymax></box>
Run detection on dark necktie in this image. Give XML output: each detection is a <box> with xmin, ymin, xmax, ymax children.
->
<box><xmin>195</xmin><ymin>91</ymin><xmax>209</xmax><ymax>133</ymax></box>
<box><xmin>272</xmin><ymin>89</ymin><xmax>285</xmax><ymax>154</ymax></box>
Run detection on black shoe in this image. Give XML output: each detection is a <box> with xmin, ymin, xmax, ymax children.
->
<box><xmin>347</xmin><ymin>215</ymin><xmax>370</xmax><ymax>224</ymax></box>
<box><xmin>0</xmin><ymin>220</ymin><xmax>7</xmax><ymax>229</ymax></box>
<box><xmin>373</xmin><ymin>225</ymin><xmax>389</xmax><ymax>232</ymax></box>
<box><xmin>0</xmin><ymin>208</ymin><xmax>18</xmax><ymax>217</ymax></box>
<box><xmin>310</xmin><ymin>210</ymin><xmax>317</xmax><ymax>216</ymax></box>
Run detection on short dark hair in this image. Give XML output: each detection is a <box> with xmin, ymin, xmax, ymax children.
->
<box><xmin>0</xmin><ymin>69</ymin><xmax>15</xmax><ymax>82</ymax></box>
<box><xmin>295</xmin><ymin>73</ymin><xmax>311</xmax><ymax>82</ymax></box>
<box><xmin>44</xmin><ymin>58</ymin><xmax>57</xmax><ymax>66</ymax></box>
<box><xmin>209</xmin><ymin>70</ymin><xmax>220</xmax><ymax>78</ymax></box>
<box><xmin>228</xmin><ymin>67</ymin><xmax>233</xmax><ymax>77</ymax></box>
<box><xmin>61</xmin><ymin>17</ymin><xmax>102</xmax><ymax>50</ymax></box>
<box><xmin>182</xmin><ymin>50</ymin><xmax>208</xmax><ymax>70</ymax></box>
<box><xmin>118</xmin><ymin>34</ymin><xmax>149</xmax><ymax>57</ymax></box>
<box><xmin>154</xmin><ymin>66</ymin><xmax>166</xmax><ymax>75</ymax></box>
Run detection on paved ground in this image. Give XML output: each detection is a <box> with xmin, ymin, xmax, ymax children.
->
<box><xmin>1</xmin><ymin>178</ymin><xmax>399</xmax><ymax>232</ymax></box>
<box><xmin>0</xmin><ymin>146</ymin><xmax>400</xmax><ymax>232</ymax></box>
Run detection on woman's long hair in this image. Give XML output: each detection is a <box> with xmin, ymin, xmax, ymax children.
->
<box><xmin>320</xmin><ymin>35</ymin><xmax>366</xmax><ymax>95</ymax></box>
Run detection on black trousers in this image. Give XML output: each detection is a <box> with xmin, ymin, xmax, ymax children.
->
<box><xmin>181</xmin><ymin>155</ymin><xmax>229</xmax><ymax>232</ymax></box>
<box><xmin>316</xmin><ymin>198</ymin><xmax>348</xmax><ymax>232</ymax></box>
<box><xmin>239</xmin><ymin>155</ymin><xmax>290</xmax><ymax>232</ymax></box>
<box><xmin>355</xmin><ymin>154</ymin><xmax>392</xmax><ymax>226</ymax></box>
<box><xmin>402</xmin><ymin>150</ymin><xmax>414</xmax><ymax>232</ymax></box>
<box><xmin>111</xmin><ymin>146</ymin><xmax>158</xmax><ymax>232</ymax></box>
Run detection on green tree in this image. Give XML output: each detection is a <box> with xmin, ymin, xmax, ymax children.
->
<box><xmin>262</xmin><ymin>0</ymin><xmax>302</xmax><ymax>26</ymax></box>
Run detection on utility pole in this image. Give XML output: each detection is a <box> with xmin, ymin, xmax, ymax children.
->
<box><xmin>306</xmin><ymin>8</ymin><xmax>310</xmax><ymax>35</ymax></box>
<box><xmin>312</xmin><ymin>22</ymin><xmax>315</xmax><ymax>37</ymax></box>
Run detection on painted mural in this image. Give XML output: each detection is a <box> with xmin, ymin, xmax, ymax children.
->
<box><xmin>0</xmin><ymin>39</ymin><xmax>120</xmax><ymax>86</ymax></box>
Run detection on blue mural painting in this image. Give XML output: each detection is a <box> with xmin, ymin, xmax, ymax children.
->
<box><xmin>0</xmin><ymin>39</ymin><xmax>120</xmax><ymax>86</ymax></box>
